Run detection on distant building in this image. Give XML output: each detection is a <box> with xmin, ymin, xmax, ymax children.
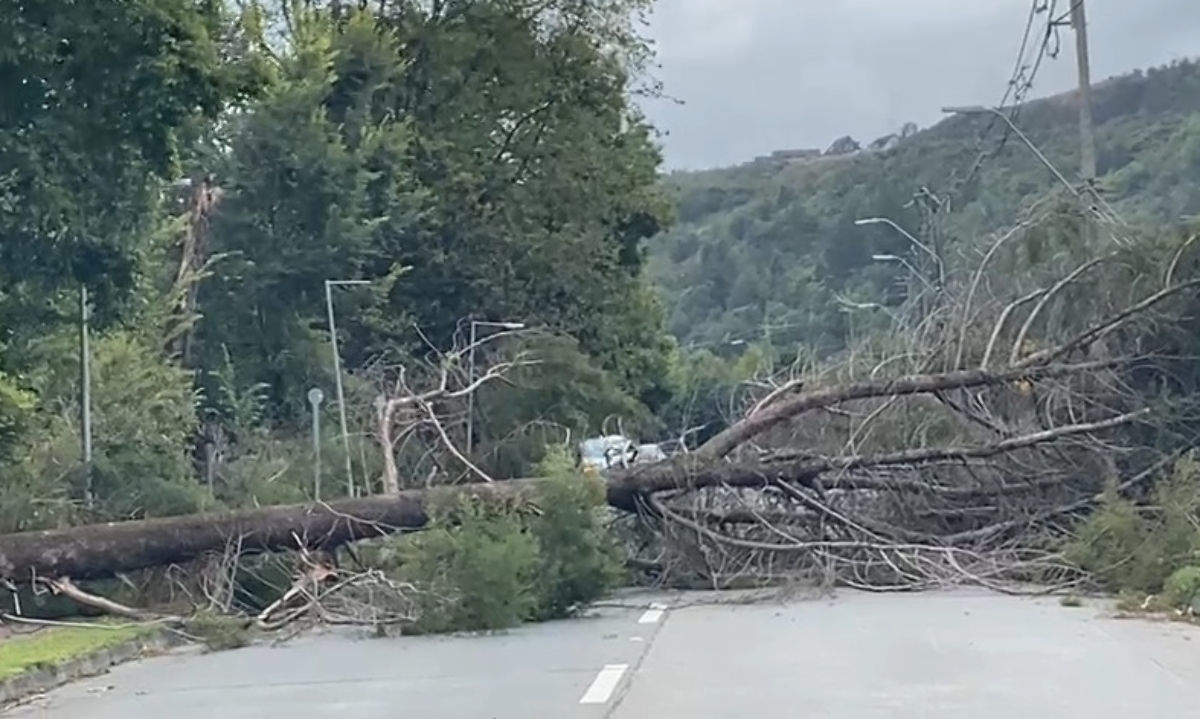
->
<box><xmin>749</xmin><ymin>148</ymin><xmax>822</xmax><ymax>166</ymax></box>
<box><xmin>825</xmin><ymin>135</ymin><xmax>861</xmax><ymax>156</ymax></box>
<box><xmin>868</xmin><ymin>133</ymin><xmax>900</xmax><ymax>152</ymax></box>
<box><xmin>770</xmin><ymin>148</ymin><xmax>821</xmax><ymax>161</ymax></box>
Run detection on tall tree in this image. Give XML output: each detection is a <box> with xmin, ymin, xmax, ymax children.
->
<box><xmin>0</xmin><ymin>0</ymin><xmax>242</xmax><ymax>350</ymax></box>
<box><xmin>0</xmin><ymin>0</ymin><xmax>262</xmax><ymax>528</ymax></box>
<box><xmin>198</xmin><ymin>0</ymin><xmax>674</xmax><ymax>421</ymax></box>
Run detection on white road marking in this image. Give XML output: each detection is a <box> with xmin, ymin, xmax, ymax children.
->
<box><xmin>579</xmin><ymin>664</ymin><xmax>629</xmax><ymax>704</ymax></box>
<box><xmin>637</xmin><ymin>609</ymin><xmax>664</xmax><ymax>624</ymax></box>
<box><xmin>637</xmin><ymin>602</ymin><xmax>668</xmax><ymax>624</ymax></box>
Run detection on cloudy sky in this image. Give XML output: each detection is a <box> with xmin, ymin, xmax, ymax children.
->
<box><xmin>642</xmin><ymin>0</ymin><xmax>1200</xmax><ymax>169</ymax></box>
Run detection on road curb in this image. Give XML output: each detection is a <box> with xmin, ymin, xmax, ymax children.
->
<box><xmin>0</xmin><ymin>628</ymin><xmax>183</xmax><ymax>708</ymax></box>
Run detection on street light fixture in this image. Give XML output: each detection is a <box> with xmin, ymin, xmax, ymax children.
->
<box><xmin>855</xmin><ymin>216</ymin><xmax>944</xmax><ymax>288</ymax></box>
<box><xmin>466</xmin><ymin>320</ymin><xmax>526</xmax><ymax>455</ymax></box>
<box><xmin>872</xmin><ymin>254</ymin><xmax>937</xmax><ymax>293</ymax></box>
<box><xmin>325</xmin><ymin>279</ymin><xmax>370</xmax><ymax>497</ymax></box>
<box><xmin>943</xmin><ymin>105</ymin><xmax>1126</xmax><ymax>232</ymax></box>
<box><xmin>941</xmin><ymin>105</ymin><xmax>1079</xmax><ymax>199</ymax></box>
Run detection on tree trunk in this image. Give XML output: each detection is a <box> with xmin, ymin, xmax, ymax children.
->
<box><xmin>0</xmin><ymin>460</ymin><xmax>805</xmax><ymax>581</ymax></box>
<box><xmin>0</xmin><ymin>361</ymin><xmax>1136</xmax><ymax>583</ymax></box>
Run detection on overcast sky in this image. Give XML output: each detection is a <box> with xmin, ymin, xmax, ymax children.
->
<box><xmin>642</xmin><ymin>0</ymin><xmax>1200</xmax><ymax>169</ymax></box>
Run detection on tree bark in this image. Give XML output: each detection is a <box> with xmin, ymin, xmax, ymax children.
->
<box><xmin>694</xmin><ymin>359</ymin><xmax>1117</xmax><ymax>459</ymax></box>
<box><xmin>0</xmin><ymin>466</ymin><xmax>796</xmax><ymax>581</ymax></box>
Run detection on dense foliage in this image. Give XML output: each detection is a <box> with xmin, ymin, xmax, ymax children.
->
<box><xmin>0</xmin><ymin>0</ymin><xmax>677</xmax><ymax>530</ymax></box>
<box><xmin>6</xmin><ymin>0</ymin><xmax>1200</xmax><ymax>622</ymax></box>
<box><xmin>384</xmin><ymin>453</ymin><xmax>623</xmax><ymax>632</ymax></box>
<box><xmin>1067</xmin><ymin>455</ymin><xmax>1200</xmax><ymax>608</ymax></box>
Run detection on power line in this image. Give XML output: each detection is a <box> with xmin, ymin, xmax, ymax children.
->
<box><xmin>931</xmin><ymin>0</ymin><xmax>1063</xmax><ymax>213</ymax></box>
<box><xmin>998</xmin><ymin>0</ymin><xmax>1044</xmax><ymax>111</ymax></box>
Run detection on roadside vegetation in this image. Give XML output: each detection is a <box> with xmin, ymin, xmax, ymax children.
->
<box><xmin>348</xmin><ymin>450</ymin><xmax>624</xmax><ymax>634</ymax></box>
<box><xmin>0</xmin><ymin>622</ymin><xmax>154</xmax><ymax>681</ymax></box>
<box><xmin>6</xmin><ymin>0</ymin><xmax>1200</xmax><ymax>657</ymax></box>
<box><xmin>1067</xmin><ymin>454</ymin><xmax>1200</xmax><ymax>614</ymax></box>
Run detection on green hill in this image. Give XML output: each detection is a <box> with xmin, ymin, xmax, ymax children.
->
<box><xmin>648</xmin><ymin>59</ymin><xmax>1200</xmax><ymax>353</ymax></box>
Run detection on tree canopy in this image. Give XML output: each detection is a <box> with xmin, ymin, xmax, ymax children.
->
<box><xmin>0</xmin><ymin>0</ymin><xmax>677</xmax><ymax>530</ymax></box>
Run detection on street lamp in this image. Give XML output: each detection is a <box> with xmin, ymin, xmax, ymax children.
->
<box><xmin>80</xmin><ymin>285</ymin><xmax>93</xmax><ymax>510</ymax></box>
<box><xmin>872</xmin><ymin>253</ymin><xmax>937</xmax><ymax>293</ymax></box>
<box><xmin>325</xmin><ymin>279</ymin><xmax>370</xmax><ymax>496</ymax></box>
<box><xmin>941</xmin><ymin>106</ymin><xmax>1079</xmax><ymax>199</ymax></box>
<box><xmin>466</xmin><ymin>320</ymin><xmax>526</xmax><ymax>455</ymax></box>
<box><xmin>855</xmin><ymin>216</ymin><xmax>944</xmax><ymax>288</ymax></box>
<box><xmin>307</xmin><ymin>387</ymin><xmax>325</xmax><ymax>501</ymax></box>
<box><xmin>942</xmin><ymin>104</ymin><xmax>1134</xmax><ymax>247</ymax></box>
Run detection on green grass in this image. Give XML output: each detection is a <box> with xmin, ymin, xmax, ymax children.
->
<box><xmin>0</xmin><ymin>622</ymin><xmax>152</xmax><ymax>681</ymax></box>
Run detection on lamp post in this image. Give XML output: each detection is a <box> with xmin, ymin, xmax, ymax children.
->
<box><xmin>325</xmin><ymin>279</ymin><xmax>370</xmax><ymax>497</ymax></box>
<box><xmin>943</xmin><ymin>104</ymin><xmax>1126</xmax><ymax>241</ymax></box>
<box><xmin>855</xmin><ymin>217</ymin><xmax>945</xmax><ymax>289</ymax></box>
<box><xmin>80</xmin><ymin>285</ymin><xmax>93</xmax><ymax>511</ymax></box>
<box><xmin>872</xmin><ymin>253</ymin><xmax>937</xmax><ymax>294</ymax></box>
<box><xmin>307</xmin><ymin>387</ymin><xmax>325</xmax><ymax>500</ymax></box>
<box><xmin>466</xmin><ymin>320</ymin><xmax>525</xmax><ymax>455</ymax></box>
<box><xmin>941</xmin><ymin>106</ymin><xmax>1079</xmax><ymax>199</ymax></box>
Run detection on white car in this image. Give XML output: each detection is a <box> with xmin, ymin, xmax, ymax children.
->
<box><xmin>578</xmin><ymin>435</ymin><xmax>666</xmax><ymax>472</ymax></box>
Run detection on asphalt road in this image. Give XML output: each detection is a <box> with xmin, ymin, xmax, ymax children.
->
<box><xmin>8</xmin><ymin>589</ymin><xmax>1200</xmax><ymax>718</ymax></box>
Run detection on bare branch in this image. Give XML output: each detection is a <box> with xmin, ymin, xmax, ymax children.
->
<box><xmin>696</xmin><ymin>359</ymin><xmax>1121</xmax><ymax>460</ymax></box>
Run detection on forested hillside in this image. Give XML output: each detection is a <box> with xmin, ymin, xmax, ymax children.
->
<box><xmin>649</xmin><ymin>59</ymin><xmax>1200</xmax><ymax>352</ymax></box>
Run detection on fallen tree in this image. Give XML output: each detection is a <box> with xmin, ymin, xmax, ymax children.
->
<box><xmin>4</xmin><ymin>214</ymin><xmax>1200</xmax><ymax>595</ymax></box>
<box><xmin>0</xmin><ymin>381</ymin><xmax>1150</xmax><ymax>581</ymax></box>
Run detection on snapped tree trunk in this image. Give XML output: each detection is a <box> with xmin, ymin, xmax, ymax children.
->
<box><xmin>0</xmin><ymin>463</ymin><xmax>791</xmax><ymax>581</ymax></box>
<box><xmin>0</xmin><ymin>358</ymin><xmax>1141</xmax><ymax>583</ymax></box>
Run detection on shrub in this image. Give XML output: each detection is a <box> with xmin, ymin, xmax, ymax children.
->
<box><xmin>395</xmin><ymin>496</ymin><xmax>541</xmax><ymax>634</ymax></box>
<box><xmin>1066</xmin><ymin>455</ymin><xmax>1200</xmax><ymax>594</ymax></box>
<box><xmin>1066</xmin><ymin>489</ymin><xmax>1160</xmax><ymax>592</ymax></box>
<box><xmin>184</xmin><ymin>612</ymin><xmax>252</xmax><ymax>651</ymax></box>
<box><xmin>376</xmin><ymin>446</ymin><xmax>623</xmax><ymax>633</ymax></box>
<box><xmin>1163</xmin><ymin>566</ymin><xmax>1200</xmax><ymax>610</ymax></box>
<box><xmin>529</xmin><ymin>447</ymin><xmax>624</xmax><ymax>619</ymax></box>
<box><xmin>0</xmin><ymin>372</ymin><xmax>34</xmax><ymax>461</ymax></box>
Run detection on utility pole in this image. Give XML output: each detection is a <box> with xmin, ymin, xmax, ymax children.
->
<box><xmin>1069</xmin><ymin>0</ymin><xmax>1097</xmax><ymax>187</ymax></box>
<box><xmin>80</xmin><ymin>286</ymin><xmax>93</xmax><ymax>511</ymax></box>
<box><xmin>325</xmin><ymin>279</ymin><xmax>369</xmax><ymax>497</ymax></box>
<box><xmin>1068</xmin><ymin>0</ymin><xmax>1098</xmax><ymax>246</ymax></box>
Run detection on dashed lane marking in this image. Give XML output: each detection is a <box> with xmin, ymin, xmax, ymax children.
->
<box><xmin>637</xmin><ymin>603</ymin><xmax>669</xmax><ymax>625</ymax></box>
<box><xmin>579</xmin><ymin>664</ymin><xmax>629</xmax><ymax>705</ymax></box>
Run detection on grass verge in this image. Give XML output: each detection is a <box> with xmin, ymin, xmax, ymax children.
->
<box><xmin>0</xmin><ymin>621</ymin><xmax>153</xmax><ymax>681</ymax></box>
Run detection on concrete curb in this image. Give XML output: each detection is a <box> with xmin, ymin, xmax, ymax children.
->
<box><xmin>0</xmin><ymin>628</ymin><xmax>184</xmax><ymax>707</ymax></box>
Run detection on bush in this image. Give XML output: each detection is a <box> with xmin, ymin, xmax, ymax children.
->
<box><xmin>1066</xmin><ymin>455</ymin><xmax>1200</xmax><ymax>594</ymax></box>
<box><xmin>395</xmin><ymin>496</ymin><xmax>540</xmax><ymax>634</ymax></box>
<box><xmin>1163</xmin><ymin>566</ymin><xmax>1200</xmax><ymax>610</ymax></box>
<box><xmin>184</xmin><ymin>612</ymin><xmax>252</xmax><ymax>651</ymax></box>
<box><xmin>0</xmin><ymin>372</ymin><xmax>34</xmax><ymax>461</ymax></box>
<box><xmin>529</xmin><ymin>448</ymin><xmax>625</xmax><ymax>620</ymax></box>
<box><xmin>377</xmin><ymin>447</ymin><xmax>623</xmax><ymax>633</ymax></box>
<box><xmin>2</xmin><ymin>331</ymin><xmax>206</xmax><ymax>528</ymax></box>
